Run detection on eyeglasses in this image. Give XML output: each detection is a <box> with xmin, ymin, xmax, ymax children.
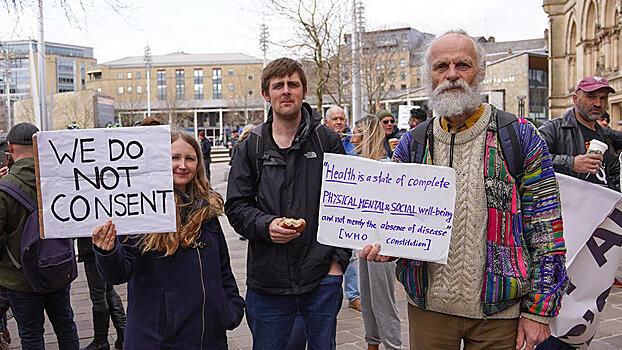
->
<box><xmin>382</xmin><ymin>119</ymin><xmax>395</xmax><ymax>124</ymax></box>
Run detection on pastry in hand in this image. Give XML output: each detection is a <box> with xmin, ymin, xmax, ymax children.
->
<box><xmin>278</xmin><ymin>218</ymin><xmax>306</xmax><ymax>233</ymax></box>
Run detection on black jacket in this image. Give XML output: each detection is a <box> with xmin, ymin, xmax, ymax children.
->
<box><xmin>225</xmin><ymin>102</ymin><xmax>350</xmax><ymax>295</ymax></box>
<box><xmin>201</xmin><ymin>138</ymin><xmax>211</xmax><ymax>164</ymax></box>
<box><xmin>538</xmin><ymin>108</ymin><xmax>620</xmax><ymax>191</ymax></box>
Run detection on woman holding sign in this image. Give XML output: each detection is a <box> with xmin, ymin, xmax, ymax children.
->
<box><xmin>91</xmin><ymin>130</ymin><xmax>244</xmax><ymax>349</ymax></box>
<box><xmin>351</xmin><ymin>115</ymin><xmax>402</xmax><ymax>350</ymax></box>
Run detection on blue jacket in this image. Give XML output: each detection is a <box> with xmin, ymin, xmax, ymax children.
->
<box><xmin>95</xmin><ymin>218</ymin><xmax>244</xmax><ymax>350</ymax></box>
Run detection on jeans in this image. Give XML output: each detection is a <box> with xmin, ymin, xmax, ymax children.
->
<box><xmin>0</xmin><ymin>286</ymin><xmax>8</xmax><ymax>333</ymax></box>
<box><xmin>7</xmin><ymin>285</ymin><xmax>79</xmax><ymax>350</ymax></box>
<box><xmin>344</xmin><ymin>251</ymin><xmax>360</xmax><ymax>302</ymax></box>
<box><xmin>246</xmin><ymin>274</ymin><xmax>343</xmax><ymax>350</ymax></box>
<box><xmin>535</xmin><ymin>336</ymin><xmax>576</xmax><ymax>350</ymax></box>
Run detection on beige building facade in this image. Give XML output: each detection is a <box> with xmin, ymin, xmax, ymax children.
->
<box><xmin>544</xmin><ymin>0</ymin><xmax>622</xmax><ymax>120</ymax></box>
<box><xmin>86</xmin><ymin>52</ymin><xmax>265</xmax><ymax>140</ymax></box>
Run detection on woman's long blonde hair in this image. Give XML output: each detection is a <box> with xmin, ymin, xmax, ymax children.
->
<box><xmin>136</xmin><ymin>129</ymin><xmax>224</xmax><ymax>256</ymax></box>
<box><xmin>354</xmin><ymin>115</ymin><xmax>388</xmax><ymax>160</ymax></box>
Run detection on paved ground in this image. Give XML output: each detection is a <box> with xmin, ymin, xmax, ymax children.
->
<box><xmin>6</xmin><ymin>161</ymin><xmax>622</xmax><ymax>349</ymax></box>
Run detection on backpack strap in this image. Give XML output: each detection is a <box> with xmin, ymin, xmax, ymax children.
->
<box><xmin>0</xmin><ymin>182</ymin><xmax>36</xmax><ymax>213</ymax></box>
<box><xmin>409</xmin><ymin>118</ymin><xmax>435</xmax><ymax>164</ymax></box>
<box><xmin>0</xmin><ymin>182</ymin><xmax>34</xmax><ymax>270</ymax></box>
<box><xmin>496</xmin><ymin>110</ymin><xmax>525</xmax><ymax>185</ymax></box>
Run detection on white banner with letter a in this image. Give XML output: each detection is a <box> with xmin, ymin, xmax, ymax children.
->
<box><xmin>550</xmin><ymin>174</ymin><xmax>622</xmax><ymax>349</ymax></box>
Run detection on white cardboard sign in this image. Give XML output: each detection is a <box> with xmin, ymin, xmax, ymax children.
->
<box><xmin>36</xmin><ymin>125</ymin><xmax>176</xmax><ymax>238</ymax></box>
<box><xmin>317</xmin><ymin>153</ymin><xmax>456</xmax><ymax>263</ymax></box>
<box><xmin>397</xmin><ymin>105</ymin><xmax>412</xmax><ymax>130</ymax></box>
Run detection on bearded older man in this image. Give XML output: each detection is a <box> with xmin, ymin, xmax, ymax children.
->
<box><xmin>361</xmin><ymin>30</ymin><xmax>567</xmax><ymax>350</ymax></box>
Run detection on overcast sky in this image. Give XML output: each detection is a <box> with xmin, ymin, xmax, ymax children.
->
<box><xmin>0</xmin><ymin>0</ymin><xmax>549</xmax><ymax>63</ymax></box>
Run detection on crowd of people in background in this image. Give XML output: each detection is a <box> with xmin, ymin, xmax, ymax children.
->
<box><xmin>0</xmin><ymin>28</ymin><xmax>621</xmax><ymax>350</ymax></box>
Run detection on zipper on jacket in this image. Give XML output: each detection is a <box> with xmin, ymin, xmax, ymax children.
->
<box><xmin>195</xmin><ymin>247</ymin><xmax>206</xmax><ymax>347</ymax></box>
<box><xmin>449</xmin><ymin>133</ymin><xmax>456</xmax><ymax>167</ymax></box>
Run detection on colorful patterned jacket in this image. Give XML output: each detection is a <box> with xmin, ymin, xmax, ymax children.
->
<box><xmin>392</xmin><ymin>105</ymin><xmax>567</xmax><ymax>318</ymax></box>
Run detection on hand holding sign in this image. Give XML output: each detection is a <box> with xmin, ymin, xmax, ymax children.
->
<box><xmin>359</xmin><ymin>243</ymin><xmax>397</xmax><ymax>263</ymax></box>
<box><xmin>92</xmin><ymin>220</ymin><xmax>117</xmax><ymax>252</ymax></box>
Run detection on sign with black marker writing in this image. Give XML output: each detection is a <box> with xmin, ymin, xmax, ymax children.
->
<box><xmin>317</xmin><ymin>153</ymin><xmax>456</xmax><ymax>263</ymax></box>
<box><xmin>36</xmin><ymin>125</ymin><xmax>176</xmax><ymax>238</ymax></box>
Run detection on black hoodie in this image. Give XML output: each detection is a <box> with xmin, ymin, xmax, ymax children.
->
<box><xmin>225</xmin><ymin>102</ymin><xmax>349</xmax><ymax>295</ymax></box>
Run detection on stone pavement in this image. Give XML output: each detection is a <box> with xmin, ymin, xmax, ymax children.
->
<box><xmin>6</xmin><ymin>161</ymin><xmax>622</xmax><ymax>349</ymax></box>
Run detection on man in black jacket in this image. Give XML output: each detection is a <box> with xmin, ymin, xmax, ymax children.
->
<box><xmin>539</xmin><ymin>76</ymin><xmax>620</xmax><ymax>192</ymax></box>
<box><xmin>225</xmin><ymin>58</ymin><xmax>349</xmax><ymax>350</ymax></box>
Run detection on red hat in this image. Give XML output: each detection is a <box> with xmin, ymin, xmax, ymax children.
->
<box><xmin>575</xmin><ymin>76</ymin><xmax>616</xmax><ymax>94</ymax></box>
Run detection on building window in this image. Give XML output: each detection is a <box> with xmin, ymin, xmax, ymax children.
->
<box><xmin>389</xmin><ymin>85</ymin><xmax>395</xmax><ymax>91</ymax></box>
<box><xmin>213</xmin><ymin>68</ymin><xmax>222</xmax><ymax>99</ymax></box>
<box><xmin>127</xmin><ymin>72</ymin><xmax>132</xmax><ymax>79</ymax></box>
<box><xmin>248</xmin><ymin>90</ymin><xmax>253</xmax><ymax>96</ymax></box>
<box><xmin>118</xmin><ymin>72</ymin><xmax>123</xmax><ymax>79</ymax></box>
<box><xmin>97</xmin><ymin>87</ymin><xmax>101</xmax><ymax>93</ymax></box>
<box><xmin>248</xmin><ymin>75</ymin><xmax>253</xmax><ymax>80</ymax></box>
<box><xmin>528</xmin><ymin>69</ymin><xmax>548</xmax><ymax>123</ymax></box>
<box><xmin>194</xmin><ymin>69</ymin><xmax>204</xmax><ymax>99</ymax></box>
<box><xmin>118</xmin><ymin>86</ymin><xmax>123</xmax><ymax>94</ymax></box>
<box><xmin>400</xmin><ymin>59</ymin><xmax>406</xmax><ymax>67</ymax></box>
<box><xmin>400</xmin><ymin>84</ymin><xmax>407</xmax><ymax>90</ymax></box>
<box><xmin>136</xmin><ymin>72</ymin><xmax>141</xmax><ymax>79</ymax></box>
<box><xmin>81</xmin><ymin>62</ymin><xmax>85</xmax><ymax>90</ymax></box>
<box><xmin>400</xmin><ymin>71</ymin><xmax>406</xmax><ymax>80</ymax></box>
<box><xmin>417</xmin><ymin>78</ymin><xmax>420</xmax><ymax>87</ymax></box>
<box><xmin>127</xmin><ymin>86</ymin><xmax>132</xmax><ymax>93</ymax></box>
<box><xmin>136</xmin><ymin>86</ymin><xmax>142</xmax><ymax>94</ymax></box>
<box><xmin>175</xmin><ymin>69</ymin><xmax>185</xmax><ymax>100</ymax></box>
<box><xmin>229</xmin><ymin>82</ymin><xmax>234</xmax><ymax>91</ymax></box>
<box><xmin>157</xmin><ymin>70</ymin><xmax>166</xmax><ymax>100</ymax></box>
<box><xmin>57</xmin><ymin>57</ymin><xmax>76</xmax><ymax>93</ymax></box>
<box><xmin>389</xmin><ymin>72</ymin><xmax>395</xmax><ymax>81</ymax></box>
<box><xmin>376</xmin><ymin>61</ymin><xmax>385</xmax><ymax>70</ymax></box>
<box><xmin>228</xmin><ymin>69</ymin><xmax>234</xmax><ymax>76</ymax></box>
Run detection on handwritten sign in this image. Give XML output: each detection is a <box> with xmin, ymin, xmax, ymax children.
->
<box><xmin>550</xmin><ymin>174</ymin><xmax>622</xmax><ymax>349</ymax></box>
<box><xmin>317</xmin><ymin>153</ymin><xmax>456</xmax><ymax>263</ymax></box>
<box><xmin>36</xmin><ymin>125</ymin><xmax>176</xmax><ymax>238</ymax></box>
<box><xmin>397</xmin><ymin>105</ymin><xmax>412</xmax><ymax>130</ymax></box>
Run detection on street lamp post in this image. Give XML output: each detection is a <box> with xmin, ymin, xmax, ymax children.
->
<box><xmin>259</xmin><ymin>23</ymin><xmax>269</xmax><ymax>122</ymax></box>
<box><xmin>144</xmin><ymin>46</ymin><xmax>152</xmax><ymax>118</ymax></box>
<box><xmin>517</xmin><ymin>95</ymin><xmax>526</xmax><ymax>117</ymax></box>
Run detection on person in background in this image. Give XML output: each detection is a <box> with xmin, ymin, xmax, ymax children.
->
<box><xmin>539</xmin><ymin>76</ymin><xmax>620</xmax><ymax>192</ymax></box>
<box><xmin>0</xmin><ymin>123</ymin><xmax>80</xmax><ymax>350</ymax></box>
<box><xmin>199</xmin><ymin>131</ymin><xmax>212</xmax><ymax>181</ymax></box>
<box><xmin>324</xmin><ymin>105</ymin><xmax>361</xmax><ymax>311</ymax></box>
<box><xmin>351</xmin><ymin>115</ymin><xmax>402</xmax><ymax>350</ymax></box>
<box><xmin>408</xmin><ymin>108</ymin><xmax>428</xmax><ymax>130</ymax></box>
<box><xmin>76</xmin><ymin>238</ymin><xmax>126</xmax><ymax>350</ymax></box>
<box><xmin>376</xmin><ymin>109</ymin><xmax>402</xmax><ymax>158</ymax></box>
<box><xmin>325</xmin><ymin>105</ymin><xmax>356</xmax><ymax>156</ymax></box>
<box><xmin>93</xmin><ymin>130</ymin><xmax>244</xmax><ymax>349</ymax></box>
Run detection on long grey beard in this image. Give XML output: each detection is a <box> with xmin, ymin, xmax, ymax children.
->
<box><xmin>428</xmin><ymin>80</ymin><xmax>482</xmax><ymax>117</ymax></box>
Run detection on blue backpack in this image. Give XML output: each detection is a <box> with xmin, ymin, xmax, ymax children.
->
<box><xmin>0</xmin><ymin>182</ymin><xmax>77</xmax><ymax>293</ymax></box>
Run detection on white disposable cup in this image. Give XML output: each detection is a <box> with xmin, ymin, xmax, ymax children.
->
<box><xmin>587</xmin><ymin>139</ymin><xmax>608</xmax><ymax>155</ymax></box>
<box><xmin>389</xmin><ymin>138</ymin><xmax>399</xmax><ymax>151</ymax></box>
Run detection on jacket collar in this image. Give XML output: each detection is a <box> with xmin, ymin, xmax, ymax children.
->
<box><xmin>561</xmin><ymin>107</ymin><xmax>606</xmax><ymax>135</ymax></box>
<box><xmin>266</xmin><ymin>102</ymin><xmax>321</xmax><ymax>148</ymax></box>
